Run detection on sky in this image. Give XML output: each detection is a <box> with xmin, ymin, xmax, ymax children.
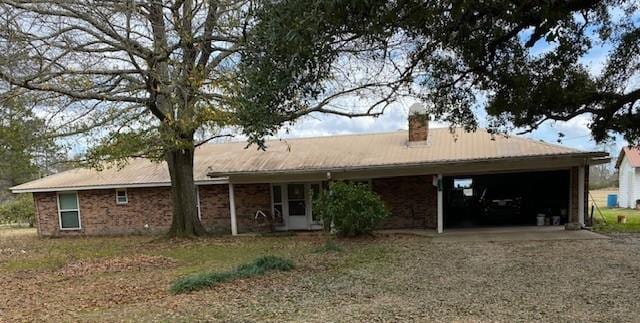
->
<box><xmin>64</xmin><ymin>6</ymin><xmax>635</xmax><ymax>164</ymax></box>
<box><xmin>281</xmin><ymin>101</ymin><xmax>621</xmax><ymax>155</ymax></box>
<box><xmin>274</xmin><ymin>13</ymin><xmax>638</xmax><ymax>164</ymax></box>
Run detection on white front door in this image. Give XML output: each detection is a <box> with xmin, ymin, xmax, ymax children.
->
<box><xmin>272</xmin><ymin>183</ymin><xmax>323</xmax><ymax>230</ymax></box>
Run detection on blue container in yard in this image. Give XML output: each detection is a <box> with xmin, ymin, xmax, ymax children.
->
<box><xmin>607</xmin><ymin>194</ymin><xmax>618</xmax><ymax>208</ymax></box>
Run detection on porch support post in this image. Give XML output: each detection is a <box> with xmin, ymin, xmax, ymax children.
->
<box><xmin>229</xmin><ymin>183</ymin><xmax>238</xmax><ymax>236</ymax></box>
<box><xmin>578</xmin><ymin>166</ymin><xmax>585</xmax><ymax>226</ymax></box>
<box><xmin>437</xmin><ymin>174</ymin><xmax>443</xmax><ymax>233</ymax></box>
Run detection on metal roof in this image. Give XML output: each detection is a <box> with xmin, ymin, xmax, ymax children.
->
<box><xmin>11</xmin><ymin>128</ymin><xmax>606</xmax><ymax>193</ymax></box>
<box><xmin>616</xmin><ymin>147</ymin><xmax>640</xmax><ymax>169</ymax></box>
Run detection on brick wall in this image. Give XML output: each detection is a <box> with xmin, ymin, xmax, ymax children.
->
<box><xmin>34</xmin><ymin>187</ymin><xmax>175</xmax><ymax>236</ymax></box>
<box><xmin>372</xmin><ymin>175</ymin><xmax>437</xmax><ymax>229</ymax></box>
<box><xmin>568</xmin><ymin>166</ymin><xmax>589</xmax><ymax>224</ymax></box>
<box><xmin>199</xmin><ymin>184</ymin><xmax>230</xmax><ymax>233</ymax></box>
<box><xmin>408</xmin><ymin>115</ymin><xmax>428</xmax><ymax>142</ymax></box>
<box><xmin>33</xmin><ymin>183</ymin><xmax>274</xmax><ymax>236</ymax></box>
<box><xmin>33</xmin><ymin>192</ymin><xmax>60</xmax><ymax>236</ymax></box>
<box><xmin>234</xmin><ymin>183</ymin><xmax>273</xmax><ymax>233</ymax></box>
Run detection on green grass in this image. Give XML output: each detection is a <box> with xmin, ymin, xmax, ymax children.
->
<box><xmin>169</xmin><ymin>256</ymin><xmax>295</xmax><ymax>294</ymax></box>
<box><xmin>592</xmin><ymin>207</ymin><xmax>640</xmax><ymax>233</ymax></box>
<box><xmin>313</xmin><ymin>239</ymin><xmax>344</xmax><ymax>253</ymax></box>
<box><xmin>159</xmin><ymin>237</ymin><xmax>309</xmax><ymax>275</ymax></box>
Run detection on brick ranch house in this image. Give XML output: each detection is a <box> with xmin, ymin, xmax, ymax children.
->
<box><xmin>12</xmin><ymin>105</ymin><xmax>609</xmax><ymax>237</ymax></box>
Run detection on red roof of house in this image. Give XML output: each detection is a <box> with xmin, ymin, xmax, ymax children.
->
<box><xmin>616</xmin><ymin>147</ymin><xmax>640</xmax><ymax>169</ymax></box>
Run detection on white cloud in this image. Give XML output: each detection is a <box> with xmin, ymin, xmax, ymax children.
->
<box><xmin>280</xmin><ymin>101</ymin><xmax>449</xmax><ymax>139</ymax></box>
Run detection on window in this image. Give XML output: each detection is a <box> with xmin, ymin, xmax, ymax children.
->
<box><xmin>196</xmin><ymin>186</ymin><xmax>201</xmax><ymax>221</ymax></box>
<box><xmin>287</xmin><ymin>184</ymin><xmax>306</xmax><ymax>216</ymax></box>
<box><xmin>115</xmin><ymin>189</ymin><xmax>128</xmax><ymax>204</ymax></box>
<box><xmin>271</xmin><ymin>184</ymin><xmax>284</xmax><ymax>225</ymax></box>
<box><xmin>58</xmin><ymin>192</ymin><xmax>81</xmax><ymax>230</ymax></box>
<box><xmin>454</xmin><ymin>178</ymin><xmax>474</xmax><ymax>197</ymax></box>
<box><xmin>310</xmin><ymin>183</ymin><xmax>322</xmax><ymax>223</ymax></box>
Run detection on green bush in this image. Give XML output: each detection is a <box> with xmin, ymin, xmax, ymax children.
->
<box><xmin>313</xmin><ymin>181</ymin><xmax>389</xmax><ymax>237</ymax></box>
<box><xmin>170</xmin><ymin>256</ymin><xmax>294</xmax><ymax>294</ymax></box>
<box><xmin>0</xmin><ymin>194</ymin><xmax>35</xmax><ymax>226</ymax></box>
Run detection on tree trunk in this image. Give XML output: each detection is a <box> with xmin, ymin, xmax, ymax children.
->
<box><xmin>166</xmin><ymin>145</ymin><xmax>206</xmax><ymax>237</ymax></box>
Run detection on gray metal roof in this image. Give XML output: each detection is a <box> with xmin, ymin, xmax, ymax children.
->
<box><xmin>11</xmin><ymin>128</ymin><xmax>606</xmax><ymax>192</ymax></box>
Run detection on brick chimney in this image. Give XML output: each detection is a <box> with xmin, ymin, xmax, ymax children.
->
<box><xmin>408</xmin><ymin>103</ymin><xmax>429</xmax><ymax>142</ymax></box>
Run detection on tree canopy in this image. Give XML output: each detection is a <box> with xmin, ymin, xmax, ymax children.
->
<box><xmin>0</xmin><ymin>94</ymin><xmax>63</xmax><ymax>187</ymax></box>
<box><xmin>238</xmin><ymin>0</ymin><xmax>640</xmax><ymax>145</ymax></box>
<box><xmin>0</xmin><ymin>0</ymin><xmax>399</xmax><ymax>236</ymax></box>
<box><xmin>1</xmin><ymin>0</ymin><xmax>637</xmax><ymax>236</ymax></box>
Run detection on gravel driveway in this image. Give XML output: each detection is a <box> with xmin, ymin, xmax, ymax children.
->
<box><xmin>3</xmin><ymin>229</ymin><xmax>640</xmax><ymax>322</ymax></box>
<box><xmin>92</xmin><ymin>233</ymin><xmax>640</xmax><ymax>322</ymax></box>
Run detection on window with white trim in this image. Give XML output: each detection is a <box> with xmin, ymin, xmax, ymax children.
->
<box><xmin>116</xmin><ymin>189</ymin><xmax>128</xmax><ymax>204</ymax></box>
<box><xmin>58</xmin><ymin>192</ymin><xmax>81</xmax><ymax>230</ymax></box>
<box><xmin>271</xmin><ymin>184</ymin><xmax>284</xmax><ymax>225</ymax></box>
<box><xmin>196</xmin><ymin>186</ymin><xmax>201</xmax><ymax>220</ymax></box>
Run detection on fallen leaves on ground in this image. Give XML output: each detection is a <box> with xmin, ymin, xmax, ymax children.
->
<box><xmin>57</xmin><ymin>255</ymin><xmax>176</xmax><ymax>277</ymax></box>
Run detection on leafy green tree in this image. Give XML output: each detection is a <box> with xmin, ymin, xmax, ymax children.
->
<box><xmin>0</xmin><ymin>1</ymin><xmax>392</xmax><ymax>236</ymax></box>
<box><xmin>238</xmin><ymin>0</ymin><xmax>640</xmax><ymax>145</ymax></box>
<box><xmin>0</xmin><ymin>193</ymin><xmax>35</xmax><ymax>226</ymax></box>
<box><xmin>313</xmin><ymin>182</ymin><xmax>389</xmax><ymax>237</ymax></box>
<box><xmin>0</xmin><ymin>94</ymin><xmax>61</xmax><ymax>225</ymax></box>
<box><xmin>0</xmin><ymin>94</ymin><xmax>63</xmax><ymax>187</ymax></box>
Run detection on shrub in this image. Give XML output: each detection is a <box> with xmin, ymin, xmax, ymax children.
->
<box><xmin>0</xmin><ymin>194</ymin><xmax>35</xmax><ymax>226</ymax></box>
<box><xmin>170</xmin><ymin>256</ymin><xmax>294</xmax><ymax>294</ymax></box>
<box><xmin>313</xmin><ymin>181</ymin><xmax>389</xmax><ymax>237</ymax></box>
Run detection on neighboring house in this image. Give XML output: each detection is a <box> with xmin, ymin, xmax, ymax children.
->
<box><xmin>12</xmin><ymin>105</ymin><xmax>609</xmax><ymax>236</ymax></box>
<box><xmin>616</xmin><ymin>147</ymin><xmax>640</xmax><ymax>208</ymax></box>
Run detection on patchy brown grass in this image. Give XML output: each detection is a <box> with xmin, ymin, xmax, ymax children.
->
<box><xmin>1</xmin><ymin>228</ymin><xmax>640</xmax><ymax>322</ymax></box>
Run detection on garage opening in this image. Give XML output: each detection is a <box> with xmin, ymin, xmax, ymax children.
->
<box><xmin>443</xmin><ymin>170</ymin><xmax>570</xmax><ymax>228</ymax></box>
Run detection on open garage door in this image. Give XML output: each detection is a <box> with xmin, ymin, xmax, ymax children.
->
<box><xmin>443</xmin><ymin>170</ymin><xmax>570</xmax><ymax>228</ymax></box>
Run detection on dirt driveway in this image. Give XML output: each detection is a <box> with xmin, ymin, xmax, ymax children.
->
<box><xmin>1</xmin><ymin>228</ymin><xmax>640</xmax><ymax>322</ymax></box>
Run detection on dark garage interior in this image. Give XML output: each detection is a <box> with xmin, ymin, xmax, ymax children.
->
<box><xmin>443</xmin><ymin>170</ymin><xmax>570</xmax><ymax>228</ymax></box>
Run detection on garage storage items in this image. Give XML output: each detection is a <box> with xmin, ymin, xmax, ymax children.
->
<box><xmin>537</xmin><ymin>214</ymin><xmax>546</xmax><ymax>226</ymax></box>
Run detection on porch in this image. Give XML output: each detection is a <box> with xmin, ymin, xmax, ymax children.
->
<box><xmin>376</xmin><ymin>226</ymin><xmax>608</xmax><ymax>242</ymax></box>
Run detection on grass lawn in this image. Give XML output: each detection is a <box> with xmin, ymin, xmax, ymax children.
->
<box><xmin>2</xmin><ymin>227</ymin><xmax>640</xmax><ymax>322</ymax></box>
<box><xmin>591</xmin><ymin>207</ymin><xmax>640</xmax><ymax>232</ymax></box>
<box><xmin>589</xmin><ymin>188</ymin><xmax>640</xmax><ymax>232</ymax></box>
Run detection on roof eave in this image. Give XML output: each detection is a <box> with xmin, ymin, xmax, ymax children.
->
<box><xmin>207</xmin><ymin>151</ymin><xmax>609</xmax><ymax>178</ymax></box>
<box><xmin>10</xmin><ymin>178</ymin><xmax>230</xmax><ymax>194</ymax></box>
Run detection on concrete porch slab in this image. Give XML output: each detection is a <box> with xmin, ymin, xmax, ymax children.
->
<box><xmin>375</xmin><ymin>226</ymin><xmax>608</xmax><ymax>242</ymax></box>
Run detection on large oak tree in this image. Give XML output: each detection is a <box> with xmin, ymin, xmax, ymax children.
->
<box><xmin>238</xmin><ymin>0</ymin><xmax>640</xmax><ymax>145</ymax></box>
<box><xmin>0</xmin><ymin>0</ymin><xmax>404</xmax><ymax>236</ymax></box>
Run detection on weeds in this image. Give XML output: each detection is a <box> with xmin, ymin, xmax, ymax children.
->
<box><xmin>169</xmin><ymin>255</ymin><xmax>294</xmax><ymax>294</ymax></box>
<box><xmin>313</xmin><ymin>240</ymin><xmax>343</xmax><ymax>253</ymax></box>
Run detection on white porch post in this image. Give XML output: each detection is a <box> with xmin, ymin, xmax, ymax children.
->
<box><xmin>578</xmin><ymin>166</ymin><xmax>585</xmax><ymax>226</ymax></box>
<box><xmin>437</xmin><ymin>174</ymin><xmax>443</xmax><ymax>233</ymax></box>
<box><xmin>229</xmin><ymin>183</ymin><xmax>237</xmax><ymax>236</ymax></box>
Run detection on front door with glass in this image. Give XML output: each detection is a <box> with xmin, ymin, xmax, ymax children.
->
<box><xmin>272</xmin><ymin>182</ymin><xmax>322</xmax><ymax>230</ymax></box>
<box><xmin>286</xmin><ymin>184</ymin><xmax>307</xmax><ymax>229</ymax></box>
